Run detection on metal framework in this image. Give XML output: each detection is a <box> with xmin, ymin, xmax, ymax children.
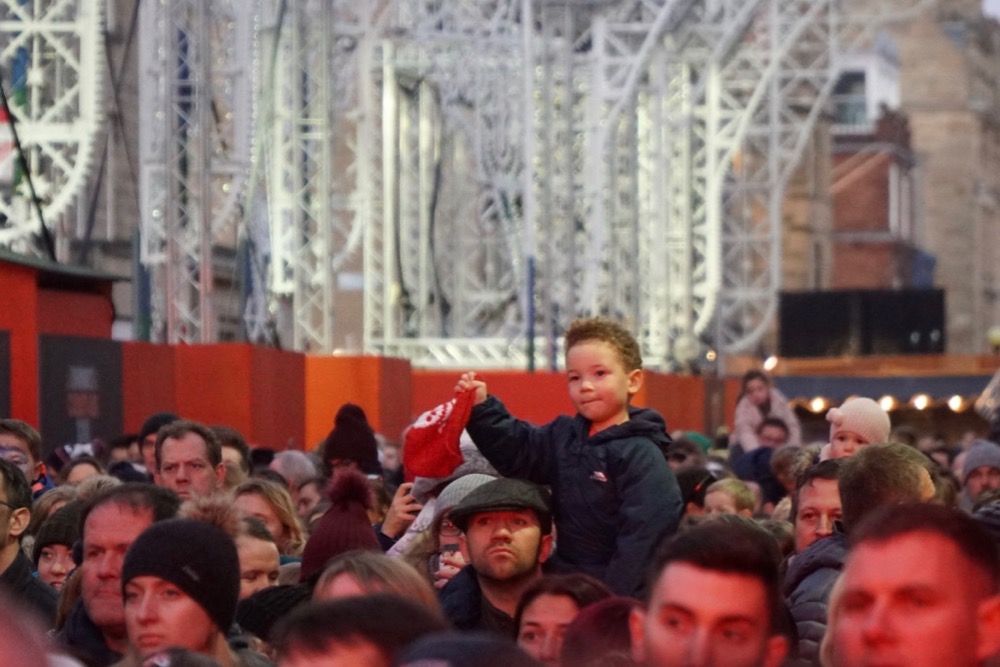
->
<box><xmin>137</xmin><ymin>0</ymin><xmax>256</xmax><ymax>343</ymax></box>
<box><xmin>0</xmin><ymin>0</ymin><xmax>102</xmax><ymax>252</ymax></box>
<box><xmin>1</xmin><ymin>0</ymin><xmax>937</xmax><ymax>369</ymax></box>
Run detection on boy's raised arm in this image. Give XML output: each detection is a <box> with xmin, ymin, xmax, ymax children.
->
<box><xmin>455</xmin><ymin>372</ymin><xmax>488</xmax><ymax>405</ymax></box>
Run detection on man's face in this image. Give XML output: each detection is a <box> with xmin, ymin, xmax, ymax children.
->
<box><xmin>158</xmin><ymin>433</ymin><xmax>223</xmax><ymax>500</ymax></box>
<box><xmin>757</xmin><ymin>425</ymin><xmax>788</xmax><ymax>448</ymax></box>
<box><xmin>565</xmin><ymin>340</ymin><xmax>641</xmax><ymax>434</ymax></box>
<box><xmin>459</xmin><ymin>509</ymin><xmax>552</xmax><ymax>583</ymax></box>
<box><xmin>832</xmin><ymin>531</ymin><xmax>1000</xmax><ymax>667</ymax></box>
<box><xmin>123</xmin><ymin>575</ymin><xmax>217</xmax><ymax>655</ymax></box>
<box><xmin>81</xmin><ymin>504</ymin><xmax>155</xmax><ymax>639</ymax></box>
<box><xmin>965</xmin><ymin>465</ymin><xmax>1000</xmax><ymax>501</ymax></box>
<box><xmin>793</xmin><ymin>478</ymin><xmax>841</xmax><ymax>554</ymax></box>
<box><xmin>0</xmin><ymin>478</ymin><xmax>28</xmax><ymax>547</ymax></box>
<box><xmin>0</xmin><ymin>433</ymin><xmax>38</xmax><ymax>480</ymax></box>
<box><xmin>630</xmin><ymin>562</ymin><xmax>786</xmax><ymax>667</ymax></box>
<box><xmin>235</xmin><ymin>534</ymin><xmax>280</xmax><ymax>601</ymax></box>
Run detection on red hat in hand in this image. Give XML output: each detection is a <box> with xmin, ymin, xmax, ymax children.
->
<box><xmin>403</xmin><ymin>388</ymin><xmax>477</xmax><ymax>479</ymax></box>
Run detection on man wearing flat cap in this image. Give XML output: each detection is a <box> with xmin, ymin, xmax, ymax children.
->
<box><xmin>439</xmin><ymin>477</ymin><xmax>554</xmax><ymax>638</ymax></box>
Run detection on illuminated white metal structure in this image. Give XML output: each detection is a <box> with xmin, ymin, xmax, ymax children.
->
<box><xmin>137</xmin><ymin>0</ymin><xmax>256</xmax><ymax>343</ymax></box>
<box><xmin>1</xmin><ymin>0</ymin><xmax>936</xmax><ymax>368</ymax></box>
<box><xmin>0</xmin><ymin>0</ymin><xmax>103</xmax><ymax>252</ymax></box>
<box><xmin>359</xmin><ymin>0</ymin><xmax>933</xmax><ymax>368</ymax></box>
<box><xmin>362</xmin><ymin>0</ymin><xmax>844</xmax><ymax>368</ymax></box>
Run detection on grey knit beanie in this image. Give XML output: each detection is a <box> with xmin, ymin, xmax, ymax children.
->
<box><xmin>963</xmin><ymin>439</ymin><xmax>1000</xmax><ymax>484</ymax></box>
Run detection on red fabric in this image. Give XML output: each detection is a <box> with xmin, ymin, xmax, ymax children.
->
<box><xmin>403</xmin><ymin>388</ymin><xmax>477</xmax><ymax>479</ymax></box>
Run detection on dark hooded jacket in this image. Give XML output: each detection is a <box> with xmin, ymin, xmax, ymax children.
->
<box><xmin>439</xmin><ymin>565</ymin><xmax>517</xmax><ymax>639</ymax></box>
<box><xmin>56</xmin><ymin>598</ymin><xmax>123</xmax><ymax>667</ymax></box>
<box><xmin>466</xmin><ymin>396</ymin><xmax>681</xmax><ymax>597</ymax></box>
<box><xmin>783</xmin><ymin>531</ymin><xmax>847</xmax><ymax>666</ymax></box>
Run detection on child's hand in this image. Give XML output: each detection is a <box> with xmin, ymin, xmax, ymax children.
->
<box><xmin>456</xmin><ymin>372</ymin><xmax>488</xmax><ymax>405</ymax></box>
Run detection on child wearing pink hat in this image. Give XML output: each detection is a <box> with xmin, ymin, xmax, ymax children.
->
<box><xmin>823</xmin><ymin>397</ymin><xmax>891</xmax><ymax>460</ymax></box>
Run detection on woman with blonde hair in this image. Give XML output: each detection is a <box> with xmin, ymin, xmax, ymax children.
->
<box><xmin>313</xmin><ymin>549</ymin><xmax>442</xmax><ymax>619</ymax></box>
<box><xmin>234</xmin><ymin>478</ymin><xmax>307</xmax><ymax>558</ymax></box>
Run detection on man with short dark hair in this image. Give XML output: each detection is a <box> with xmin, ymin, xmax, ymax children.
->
<box><xmin>790</xmin><ymin>459</ymin><xmax>842</xmax><ymax>555</ymax></box>
<box><xmin>830</xmin><ymin>503</ymin><xmax>1000</xmax><ymax>667</ymax></box>
<box><xmin>440</xmin><ymin>477</ymin><xmax>554</xmax><ymax>638</ymax></box>
<box><xmin>57</xmin><ymin>483</ymin><xmax>179</xmax><ymax>666</ymax></box>
<box><xmin>156</xmin><ymin>420</ymin><xmax>226</xmax><ymax>500</ymax></box>
<box><xmin>0</xmin><ymin>458</ymin><xmax>57</xmax><ymax>624</ymax></box>
<box><xmin>756</xmin><ymin>417</ymin><xmax>790</xmax><ymax>449</ymax></box>
<box><xmin>784</xmin><ymin>443</ymin><xmax>935</xmax><ymax>664</ymax></box>
<box><xmin>629</xmin><ymin>516</ymin><xmax>788</xmax><ymax>667</ymax></box>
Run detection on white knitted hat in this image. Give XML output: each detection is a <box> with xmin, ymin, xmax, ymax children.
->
<box><xmin>827</xmin><ymin>397</ymin><xmax>891</xmax><ymax>445</ymax></box>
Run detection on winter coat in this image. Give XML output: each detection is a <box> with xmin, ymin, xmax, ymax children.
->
<box><xmin>466</xmin><ymin>396</ymin><xmax>682</xmax><ymax>597</ymax></box>
<box><xmin>57</xmin><ymin>599</ymin><xmax>124</xmax><ymax>667</ymax></box>
<box><xmin>439</xmin><ymin>565</ymin><xmax>516</xmax><ymax>639</ymax></box>
<box><xmin>783</xmin><ymin>532</ymin><xmax>847</xmax><ymax>666</ymax></box>
<box><xmin>0</xmin><ymin>549</ymin><xmax>58</xmax><ymax>627</ymax></box>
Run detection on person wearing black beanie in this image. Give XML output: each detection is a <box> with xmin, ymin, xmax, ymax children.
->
<box><xmin>321</xmin><ymin>404</ymin><xmax>382</xmax><ymax>477</ymax></box>
<box><xmin>121</xmin><ymin>518</ymin><xmax>241</xmax><ymax>664</ymax></box>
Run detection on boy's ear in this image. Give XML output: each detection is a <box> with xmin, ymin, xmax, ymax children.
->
<box><xmin>627</xmin><ymin>368</ymin><xmax>643</xmax><ymax>396</ymax></box>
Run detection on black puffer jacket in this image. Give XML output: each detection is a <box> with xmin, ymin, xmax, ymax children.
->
<box><xmin>783</xmin><ymin>532</ymin><xmax>847</xmax><ymax>666</ymax></box>
<box><xmin>466</xmin><ymin>397</ymin><xmax>681</xmax><ymax>597</ymax></box>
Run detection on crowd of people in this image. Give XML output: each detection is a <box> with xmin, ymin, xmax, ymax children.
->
<box><xmin>0</xmin><ymin>316</ymin><xmax>999</xmax><ymax>667</ymax></box>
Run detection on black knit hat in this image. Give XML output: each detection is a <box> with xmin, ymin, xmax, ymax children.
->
<box><xmin>139</xmin><ymin>412</ymin><xmax>179</xmax><ymax>443</ymax></box>
<box><xmin>323</xmin><ymin>404</ymin><xmax>381</xmax><ymax>476</ymax></box>
<box><xmin>122</xmin><ymin>519</ymin><xmax>240</xmax><ymax>632</ymax></box>
<box><xmin>449</xmin><ymin>478</ymin><xmax>553</xmax><ymax>535</ymax></box>
<box><xmin>33</xmin><ymin>502</ymin><xmax>81</xmax><ymax>567</ymax></box>
<box><xmin>235</xmin><ymin>584</ymin><xmax>311</xmax><ymax>642</ymax></box>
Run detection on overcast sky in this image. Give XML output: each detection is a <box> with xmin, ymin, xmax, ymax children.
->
<box><xmin>986</xmin><ymin>0</ymin><xmax>1000</xmax><ymax>18</ymax></box>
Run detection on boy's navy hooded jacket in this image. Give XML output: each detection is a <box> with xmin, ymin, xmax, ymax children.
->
<box><xmin>466</xmin><ymin>396</ymin><xmax>681</xmax><ymax>597</ymax></box>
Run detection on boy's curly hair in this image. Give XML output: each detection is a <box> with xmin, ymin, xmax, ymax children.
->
<box><xmin>564</xmin><ymin>317</ymin><xmax>643</xmax><ymax>372</ymax></box>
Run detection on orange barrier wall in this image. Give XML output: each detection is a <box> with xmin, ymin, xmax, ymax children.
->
<box><xmin>121</xmin><ymin>343</ymin><xmax>305</xmax><ymax>449</ymax></box>
<box><xmin>174</xmin><ymin>345</ymin><xmax>255</xmax><ymax>433</ymax></box>
<box><xmin>0</xmin><ymin>263</ymin><xmax>39</xmax><ymax>423</ymax></box>
<box><xmin>250</xmin><ymin>346</ymin><xmax>304</xmax><ymax>449</ymax></box>
<box><xmin>122</xmin><ymin>342</ymin><xmax>176</xmax><ymax>433</ymax></box>
<box><xmin>639</xmin><ymin>373</ymin><xmax>707</xmax><ymax>433</ymax></box>
<box><xmin>305</xmin><ymin>356</ymin><xmax>412</xmax><ymax>449</ymax></box>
